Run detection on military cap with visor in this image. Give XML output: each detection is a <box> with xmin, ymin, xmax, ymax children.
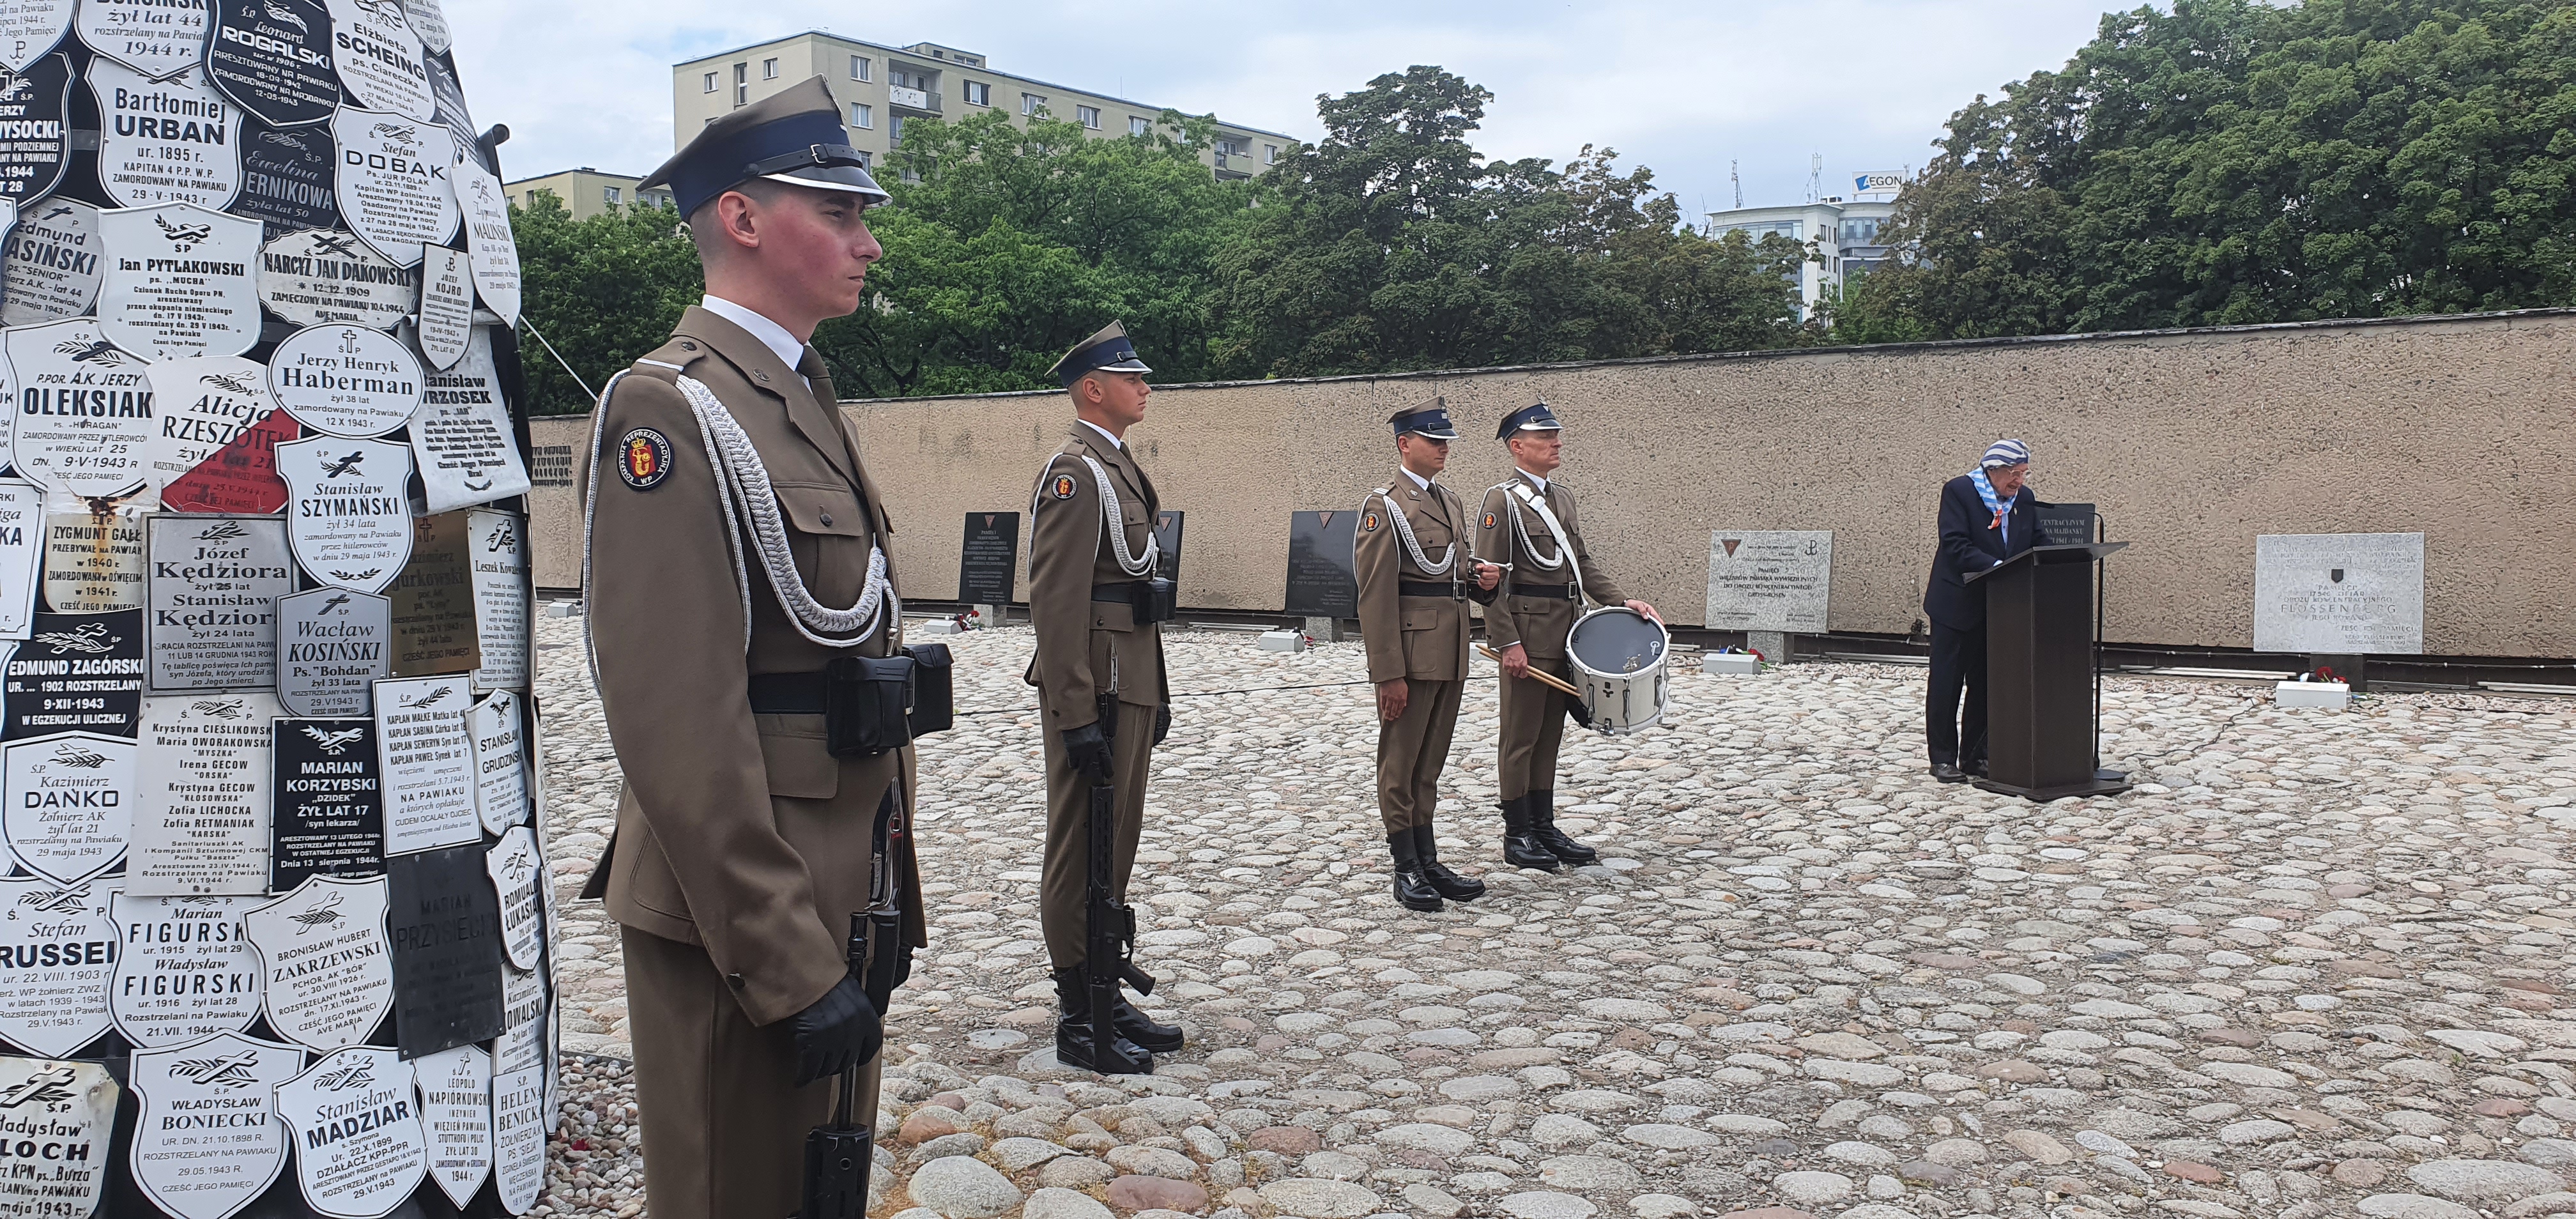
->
<box><xmin>1049</xmin><ymin>321</ymin><xmax>1153</xmax><ymax>388</ymax></box>
<box><xmin>1390</xmin><ymin>397</ymin><xmax>1459</xmax><ymax>440</ymax></box>
<box><xmin>642</xmin><ymin>76</ymin><xmax>889</xmax><ymax>218</ymax></box>
<box><xmin>1495</xmin><ymin>401</ymin><xmax>1563</xmax><ymax>440</ymax></box>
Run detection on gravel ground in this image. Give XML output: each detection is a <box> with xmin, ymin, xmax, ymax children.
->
<box><xmin>528</xmin><ymin>617</ymin><xmax>2576</xmax><ymax>1219</ymax></box>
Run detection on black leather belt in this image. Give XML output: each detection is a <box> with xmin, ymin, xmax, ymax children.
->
<box><xmin>1510</xmin><ymin>583</ymin><xmax>1578</xmax><ymax>600</ymax></box>
<box><xmin>747</xmin><ymin>671</ymin><xmax>830</xmax><ymax>715</ymax></box>
<box><xmin>1092</xmin><ymin>583</ymin><xmax>1144</xmax><ymax>603</ymax></box>
<box><xmin>1399</xmin><ymin>581</ymin><xmax>1461</xmax><ymax>599</ymax></box>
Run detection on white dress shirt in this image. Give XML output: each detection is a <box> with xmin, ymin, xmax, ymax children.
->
<box><xmin>1078</xmin><ymin>419</ymin><xmax>1124</xmax><ymax>452</ymax></box>
<box><xmin>700</xmin><ymin>295</ymin><xmax>808</xmax><ymax>388</ymax></box>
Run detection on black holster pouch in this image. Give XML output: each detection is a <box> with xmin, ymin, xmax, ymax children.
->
<box><xmin>825</xmin><ymin>655</ymin><xmax>914</xmax><ymax>758</ymax></box>
<box><xmin>1130</xmin><ymin>577</ymin><xmax>1179</xmax><ymax>626</ymax></box>
<box><xmin>901</xmin><ymin>643</ymin><xmax>953</xmax><ymax>738</ymax></box>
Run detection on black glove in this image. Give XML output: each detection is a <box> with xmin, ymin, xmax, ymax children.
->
<box><xmin>1153</xmin><ymin>705</ymin><xmax>1172</xmax><ymax>746</ymax></box>
<box><xmin>1062</xmin><ymin>722</ymin><xmax>1114</xmax><ymax>782</ymax></box>
<box><xmin>788</xmin><ymin>972</ymin><xmax>882</xmax><ymax>1087</ymax></box>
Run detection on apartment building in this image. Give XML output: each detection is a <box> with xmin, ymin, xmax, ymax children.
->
<box><xmin>1706</xmin><ymin>172</ymin><xmax>1905</xmax><ymax>318</ymax></box>
<box><xmin>672</xmin><ymin>34</ymin><xmax>1291</xmax><ymax>180</ymax></box>
<box><xmin>506</xmin><ymin>167</ymin><xmax>674</xmax><ymax>218</ymax></box>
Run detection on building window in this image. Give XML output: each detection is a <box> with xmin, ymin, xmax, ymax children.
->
<box><xmin>1075</xmin><ymin>105</ymin><xmax>1100</xmax><ymax>128</ymax></box>
<box><xmin>854</xmin><ymin>150</ymin><xmax>871</xmax><ymax>167</ymax></box>
<box><xmin>732</xmin><ymin>63</ymin><xmax>746</xmax><ymax>107</ymax></box>
<box><xmin>962</xmin><ymin>81</ymin><xmax>988</xmax><ymax>106</ymax></box>
<box><xmin>890</xmin><ymin>115</ymin><xmax>905</xmax><ymax>142</ymax></box>
<box><xmin>1021</xmin><ymin>93</ymin><xmax>1044</xmax><ymax>116</ymax></box>
<box><xmin>850</xmin><ymin>103</ymin><xmax>872</xmax><ymax>129</ymax></box>
<box><xmin>761</xmin><ymin>57</ymin><xmax>778</xmax><ymax>80</ymax></box>
<box><xmin>1216</xmin><ymin>137</ymin><xmax>1246</xmax><ymax>157</ymax></box>
<box><xmin>702</xmin><ymin>72</ymin><xmax>716</xmax><ymax>93</ymax></box>
<box><xmin>956</xmin><ymin>56</ymin><xmax>977</xmax><ymax>66</ymax></box>
<box><xmin>1721</xmin><ymin>220</ymin><xmax>1804</xmax><ymax>241</ymax></box>
<box><xmin>603</xmin><ymin>186</ymin><xmax>620</xmax><ymax>205</ymax></box>
<box><xmin>849</xmin><ymin>56</ymin><xmax>870</xmax><ymax>81</ymax></box>
<box><xmin>1837</xmin><ymin>217</ymin><xmax>1882</xmax><ymax>246</ymax></box>
<box><xmin>1265</xmin><ymin>144</ymin><xmax>1278</xmax><ymax>164</ymax></box>
<box><xmin>1129</xmin><ymin>116</ymin><xmax>1151</xmax><ymax>136</ymax></box>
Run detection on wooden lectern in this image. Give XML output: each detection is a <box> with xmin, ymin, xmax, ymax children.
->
<box><xmin>1965</xmin><ymin>541</ymin><xmax>2130</xmax><ymax>801</ymax></box>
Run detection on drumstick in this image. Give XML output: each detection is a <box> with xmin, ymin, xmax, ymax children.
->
<box><xmin>1478</xmin><ymin>645</ymin><xmax>1582</xmax><ymax>697</ymax></box>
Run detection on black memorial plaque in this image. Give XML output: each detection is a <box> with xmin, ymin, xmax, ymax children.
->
<box><xmin>424</xmin><ymin>52</ymin><xmax>473</xmax><ymax>154</ymax></box>
<box><xmin>234</xmin><ymin>121</ymin><xmax>339</xmax><ymax>238</ymax></box>
<box><xmin>385</xmin><ymin>840</ymin><xmax>505</xmax><ymax>1058</ymax></box>
<box><xmin>1283</xmin><ymin>510</ymin><xmax>1358</xmax><ymax>618</ymax></box>
<box><xmin>956</xmin><ymin>511</ymin><xmax>1019</xmax><ymax>604</ymax></box>
<box><xmin>270</xmin><ymin>716</ymin><xmax>384</xmax><ymax>888</ymax></box>
<box><xmin>6</xmin><ymin>609</ymin><xmax>144</xmax><ymax>738</ymax></box>
<box><xmin>0</xmin><ymin>51</ymin><xmax>70</xmax><ymax>207</ymax></box>
<box><xmin>1154</xmin><ymin>510</ymin><xmax>1184</xmax><ymax>589</ymax></box>
<box><xmin>2034</xmin><ymin>502</ymin><xmax>2098</xmax><ymax>548</ymax></box>
<box><xmin>207</xmin><ymin>0</ymin><xmax>337</xmax><ymax>127</ymax></box>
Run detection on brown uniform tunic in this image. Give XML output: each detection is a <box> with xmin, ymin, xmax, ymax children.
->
<box><xmin>1353</xmin><ymin>473</ymin><xmax>1473</xmax><ymax>834</ymax></box>
<box><xmin>577</xmin><ymin>306</ymin><xmax>926</xmax><ymax>1219</ymax></box>
<box><xmin>1475</xmin><ymin>470</ymin><xmax>1629</xmax><ymax>801</ymax></box>
<box><xmin>1024</xmin><ymin>423</ymin><xmax>1166</xmax><ymax>971</ymax></box>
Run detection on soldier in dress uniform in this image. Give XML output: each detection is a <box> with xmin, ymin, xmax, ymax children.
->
<box><xmin>1353</xmin><ymin>398</ymin><xmax>1503</xmax><ymax>910</ymax></box>
<box><xmin>576</xmin><ymin>77</ymin><xmax>925</xmax><ymax>1218</ymax></box>
<box><xmin>1475</xmin><ymin>401</ymin><xmax>1662</xmax><ymax>871</ymax></box>
<box><xmin>1025</xmin><ymin>321</ymin><xmax>1186</xmax><ymax>1073</ymax></box>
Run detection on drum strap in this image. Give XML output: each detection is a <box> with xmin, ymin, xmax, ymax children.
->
<box><xmin>1367</xmin><ymin>487</ymin><xmax>1455</xmax><ymax>576</ymax></box>
<box><xmin>1505</xmin><ymin>480</ymin><xmax>1583</xmax><ymax>594</ymax></box>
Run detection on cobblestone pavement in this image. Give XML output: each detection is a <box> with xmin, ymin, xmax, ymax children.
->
<box><xmin>531</xmin><ymin>617</ymin><xmax>2576</xmax><ymax>1219</ymax></box>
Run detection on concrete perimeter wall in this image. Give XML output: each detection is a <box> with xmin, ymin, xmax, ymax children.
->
<box><xmin>528</xmin><ymin>310</ymin><xmax>2576</xmax><ymax>658</ymax></box>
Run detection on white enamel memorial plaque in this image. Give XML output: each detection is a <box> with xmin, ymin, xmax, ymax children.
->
<box><xmin>89</xmin><ymin>61</ymin><xmax>243</xmax><ymax>209</ymax></box>
<box><xmin>98</xmin><ymin>202</ymin><xmax>262</xmax><ymax>358</ymax></box>
<box><xmin>0</xmin><ymin>3</ymin><xmax>73</xmax><ymax>73</ymax></box>
<box><xmin>257</xmin><ymin>227</ymin><xmax>415</xmax><ymax>328</ymax></box>
<box><xmin>0</xmin><ymin>878</ymin><xmax>113</xmax><ymax>1056</ymax></box>
<box><xmin>454</xmin><ymin>155</ymin><xmax>517</xmax><ymax>324</ymax></box>
<box><xmin>2</xmin><ymin>732</ymin><xmax>135</xmax><ymax>884</ymax></box>
<box><xmin>129</xmin><ymin>1031</ymin><xmax>301</xmax><ymax>1219</ymax></box>
<box><xmin>330</xmin><ymin>107</ymin><xmax>452</xmax><ymax>264</ymax></box>
<box><xmin>414</xmin><ymin>240</ymin><xmax>468</xmax><ymax>369</ymax></box>
<box><xmin>321</xmin><ymin>0</ymin><xmax>431</xmax><ymax>119</ymax></box>
<box><xmin>109</xmin><ymin>891</ymin><xmax>263</xmax><ymax>1045</ymax></box>
<box><xmin>401</xmin><ymin>0</ymin><xmax>448</xmax><ymax>55</ymax></box>
<box><xmin>77</xmin><ymin>0</ymin><xmax>209</xmax><ymax>78</ymax></box>
<box><xmin>130</xmin><ymin>692</ymin><xmax>280</xmax><ymax>895</ymax></box>
<box><xmin>0</xmin><ymin>1055</ymin><xmax>116</xmax><ymax>1215</ymax></box>
<box><xmin>273</xmin><ymin>1045</ymin><xmax>428</xmax><ymax>1218</ymax></box>
<box><xmin>412</xmin><ymin>329</ymin><xmax>525</xmax><ymax>513</ymax></box>
<box><xmin>5</xmin><ymin>318</ymin><xmax>155</xmax><ymax>499</ymax></box>
<box><xmin>1</xmin><ymin>196</ymin><xmax>103</xmax><ymax>325</ymax></box>
<box><xmin>245</xmin><ymin>871</ymin><xmax>391</xmax><ymax>1052</ymax></box>
<box><xmin>40</xmin><ymin>510</ymin><xmax>148</xmax><ymax>612</ymax></box>
<box><xmin>469</xmin><ymin>688</ymin><xmax>524</xmax><ymax>831</ymax></box>
<box><xmin>143</xmin><ymin>354</ymin><xmax>284</xmax><ymax>493</ymax></box>
<box><xmin>146</xmin><ymin>515</ymin><xmax>293</xmax><ymax>691</ymax></box>
<box><xmin>418</xmin><ymin>1041</ymin><xmax>491</xmax><ymax>1208</ymax></box>
<box><xmin>277</xmin><ymin>586</ymin><xmax>390</xmax><ymax>715</ymax></box>
<box><xmin>493</xmin><ymin>1061</ymin><xmax>544</xmax><ymax>1214</ymax></box>
<box><xmin>466</xmin><ymin>508</ymin><xmax>525</xmax><ymax>690</ymax></box>
<box><xmin>275</xmin><ymin>435</ymin><xmax>412</xmax><ymax>594</ymax></box>
<box><xmin>372</xmin><ymin>673</ymin><xmax>473</xmax><ymax>853</ymax></box>
<box><xmin>0</xmin><ymin>479</ymin><xmax>40</xmax><ymax>637</ymax></box>
<box><xmin>268</xmin><ymin>321</ymin><xmax>422</xmax><ymax>438</ymax></box>
<box><xmin>486</xmin><ymin>822</ymin><xmax>539</xmax><ymax>969</ymax></box>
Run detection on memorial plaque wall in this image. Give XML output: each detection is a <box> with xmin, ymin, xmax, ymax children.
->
<box><xmin>958</xmin><ymin>510</ymin><xmax>1020</xmax><ymax>603</ymax></box>
<box><xmin>1153</xmin><ymin>509</ymin><xmax>1183</xmax><ymax>590</ymax></box>
<box><xmin>1703</xmin><ymin>530</ymin><xmax>1833</xmax><ymax>634</ymax></box>
<box><xmin>2253</xmin><ymin>532</ymin><xmax>2426</xmax><ymax>654</ymax></box>
<box><xmin>1283</xmin><ymin>510</ymin><xmax>1358</xmax><ymax>617</ymax></box>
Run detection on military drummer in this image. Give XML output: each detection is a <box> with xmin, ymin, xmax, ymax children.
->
<box><xmin>1475</xmin><ymin>401</ymin><xmax>1661</xmax><ymax>871</ymax></box>
<box><xmin>1353</xmin><ymin>397</ymin><xmax>1502</xmax><ymax>911</ymax></box>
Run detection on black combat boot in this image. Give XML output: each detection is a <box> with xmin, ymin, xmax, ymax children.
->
<box><xmin>1413</xmin><ymin>823</ymin><xmax>1485</xmax><ymax>902</ymax></box>
<box><xmin>1053</xmin><ymin>967</ymin><xmax>1153</xmax><ymax>1074</ymax></box>
<box><xmin>1113</xmin><ymin>995</ymin><xmax>1184</xmax><ymax>1054</ymax></box>
<box><xmin>1389</xmin><ymin>831</ymin><xmax>1444</xmax><ymax>912</ymax></box>
<box><xmin>1526</xmin><ymin>789</ymin><xmax>1598</xmax><ymax>865</ymax></box>
<box><xmin>1500</xmin><ymin>795</ymin><xmax>1560</xmax><ymax>871</ymax></box>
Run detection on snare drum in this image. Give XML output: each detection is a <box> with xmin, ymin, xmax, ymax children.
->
<box><xmin>1565</xmin><ymin>606</ymin><xmax>1671</xmax><ymax>734</ymax></box>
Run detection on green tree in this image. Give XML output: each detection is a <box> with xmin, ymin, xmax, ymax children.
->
<box><xmin>508</xmin><ymin>193</ymin><xmax>703</xmax><ymax>414</ymax></box>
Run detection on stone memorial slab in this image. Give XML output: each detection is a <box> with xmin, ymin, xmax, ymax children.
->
<box><xmin>41</xmin><ymin>509</ymin><xmax>148</xmax><ymax>612</ymax></box>
<box><xmin>485</xmin><ymin>822</ymin><xmax>536</xmax><ymax>969</ymax></box>
<box><xmin>236</xmin><ymin>121</ymin><xmax>341</xmax><ymax>238</ymax></box>
<box><xmin>2034</xmin><ymin>502</ymin><xmax>2097</xmax><ymax>548</ymax></box>
<box><xmin>0</xmin><ymin>1055</ymin><xmax>116</xmax><ymax>1215</ymax></box>
<box><xmin>147</xmin><ymin>515</ymin><xmax>293</xmax><ymax>691</ymax></box>
<box><xmin>268</xmin><ymin>716</ymin><xmax>383</xmax><ymax>887</ymax></box>
<box><xmin>404</xmin><ymin>0</ymin><xmax>448</xmax><ymax>56</ymax></box>
<box><xmin>0</xmin><ymin>196</ymin><xmax>102</xmax><ymax>325</ymax></box>
<box><xmin>273</xmin><ymin>1045</ymin><xmax>427</xmax><ymax>1217</ymax></box>
<box><xmin>275</xmin><ymin>434</ymin><xmax>413</xmax><ymax>593</ymax></box>
<box><xmin>128</xmin><ymin>1031</ymin><xmax>301</xmax><ymax>1219</ymax></box>
<box><xmin>145</xmin><ymin>355</ymin><xmax>282</xmax><ymax>496</ymax></box>
<box><xmin>372</xmin><ymin>672</ymin><xmax>471</xmax><ymax>854</ymax></box>
<box><xmin>269</xmin><ymin>321</ymin><xmax>423</xmax><ymax>438</ymax></box>
<box><xmin>207</xmin><ymin>0</ymin><xmax>336</xmax><ymax>127</ymax></box>
<box><xmin>108</xmin><ymin>892</ymin><xmax>263</xmax><ymax>1045</ymax></box>
<box><xmin>454</xmin><ymin>153</ymin><xmax>515</xmax><ymax>324</ymax></box>
<box><xmin>383</xmin><ymin>839</ymin><xmax>501</xmax><ymax>1056</ymax></box>
<box><xmin>257</xmin><ymin>226</ymin><xmax>413</xmax><ymax>328</ymax></box>
<box><xmin>0</xmin><ymin>479</ymin><xmax>40</xmax><ymax>636</ymax></box>
<box><xmin>493</xmin><ymin>956</ymin><xmax>539</xmax><ymax>1072</ymax></box>
<box><xmin>1154</xmin><ymin>509</ymin><xmax>1183</xmax><ymax>588</ymax></box>
<box><xmin>0</xmin><ymin>878</ymin><xmax>112</xmax><ymax>1055</ymax></box>
<box><xmin>6</xmin><ymin>610</ymin><xmax>144</xmax><ymax>738</ymax></box>
<box><xmin>411</xmin><ymin>328</ymin><xmax>527</xmax><ymax>513</ymax></box>
<box><xmin>6</xmin><ymin>318</ymin><xmax>155</xmax><ymax>500</ymax></box>
<box><xmin>0</xmin><ymin>4</ymin><xmax>72</xmax><ymax>73</ymax></box>
<box><xmin>466</xmin><ymin>508</ymin><xmax>524</xmax><ymax>691</ymax></box>
<box><xmin>1283</xmin><ymin>510</ymin><xmax>1356</xmax><ymax>618</ymax></box>
<box><xmin>2253</xmin><ymin>532</ymin><xmax>2424</xmax><ymax>654</ymax></box>
<box><xmin>2</xmin><ymin>732</ymin><xmax>134</xmax><ymax>883</ymax></box>
<box><xmin>321</xmin><ymin>0</ymin><xmax>431</xmax><ymax>120</ymax></box>
<box><xmin>414</xmin><ymin>241</ymin><xmax>468</xmax><ymax>369</ymax></box>
<box><xmin>418</xmin><ymin>1041</ymin><xmax>490</xmax><ymax>1207</ymax></box>
<box><xmin>129</xmin><ymin>692</ymin><xmax>278</xmax><ymax>895</ymax></box>
<box><xmin>492</xmin><ymin>1061</ymin><xmax>544</xmax><ymax>1214</ymax></box>
<box><xmin>89</xmin><ymin>62</ymin><xmax>243</xmax><ymax>209</ymax></box>
<box><xmin>98</xmin><ymin>202</ymin><xmax>263</xmax><ymax>359</ymax></box>
<box><xmin>76</xmin><ymin>0</ymin><xmax>210</xmax><ymax>78</ymax></box>
<box><xmin>245</xmin><ymin>871</ymin><xmax>390</xmax><ymax>1050</ymax></box>
<box><xmin>277</xmin><ymin>587</ymin><xmax>389</xmax><ymax>716</ymax></box>
<box><xmin>958</xmin><ymin>510</ymin><xmax>1018</xmax><ymax>604</ymax></box>
<box><xmin>162</xmin><ymin>404</ymin><xmax>297</xmax><ymax>516</ymax></box>
<box><xmin>330</xmin><ymin>107</ymin><xmax>452</xmax><ymax>264</ymax></box>
<box><xmin>468</xmin><ymin>689</ymin><xmax>523</xmax><ymax>832</ymax></box>
<box><xmin>0</xmin><ymin>52</ymin><xmax>70</xmax><ymax>208</ymax></box>
<box><xmin>385</xmin><ymin>509</ymin><xmax>476</xmax><ymax>677</ymax></box>
<box><xmin>1704</xmin><ymin>530</ymin><xmax>1832</xmax><ymax>634</ymax></box>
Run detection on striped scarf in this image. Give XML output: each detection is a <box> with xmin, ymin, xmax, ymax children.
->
<box><xmin>1970</xmin><ymin>468</ymin><xmax>2011</xmax><ymax>532</ymax></box>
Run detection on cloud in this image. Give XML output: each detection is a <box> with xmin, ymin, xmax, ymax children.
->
<box><xmin>445</xmin><ymin>0</ymin><xmax>2115</xmax><ymax>217</ymax></box>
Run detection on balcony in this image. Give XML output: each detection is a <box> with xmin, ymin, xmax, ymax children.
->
<box><xmin>889</xmin><ymin>87</ymin><xmax>940</xmax><ymax>114</ymax></box>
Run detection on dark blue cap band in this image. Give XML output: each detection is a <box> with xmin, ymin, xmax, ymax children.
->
<box><xmin>1391</xmin><ymin>406</ymin><xmax>1457</xmax><ymax>438</ymax></box>
<box><xmin>1056</xmin><ymin>335</ymin><xmax>1146</xmax><ymax>387</ymax></box>
<box><xmin>1496</xmin><ymin>402</ymin><xmax>1563</xmax><ymax>439</ymax></box>
<box><xmin>666</xmin><ymin>108</ymin><xmax>877</xmax><ymax>217</ymax></box>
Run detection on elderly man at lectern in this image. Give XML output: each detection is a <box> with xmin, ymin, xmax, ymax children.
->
<box><xmin>1922</xmin><ymin>439</ymin><xmax>2036</xmax><ymax>783</ymax></box>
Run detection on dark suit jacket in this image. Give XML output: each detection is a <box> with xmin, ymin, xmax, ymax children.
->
<box><xmin>1922</xmin><ymin>473</ymin><xmax>2036</xmax><ymax>631</ymax></box>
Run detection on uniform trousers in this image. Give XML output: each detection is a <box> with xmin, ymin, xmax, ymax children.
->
<box><xmin>1039</xmin><ymin>698</ymin><xmax>1156</xmax><ymax>970</ymax></box>
<box><xmin>1926</xmin><ymin>619</ymin><xmax>1990</xmax><ymax>768</ymax></box>
<box><xmin>623</xmin><ymin>926</ymin><xmax>884</xmax><ymax>1219</ymax></box>
<box><xmin>1497</xmin><ymin>657</ymin><xmax>1577</xmax><ymax>801</ymax></box>
<box><xmin>1375</xmin><ymin>678</ymin><xmax>1462</xmax><ymax>833</ymax></box>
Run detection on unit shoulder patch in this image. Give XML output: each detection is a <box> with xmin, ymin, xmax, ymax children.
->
<box><xmin>1361</xmin><ymin>511</ymin><xmax>1380</xmax><ymax>532</ymax></box>
<box><xmin>1048</xmin><ymin>472</ymin><xmax>1078</xmax><ymax>501</ymax></box>
<box><xmin>618</xmin><ymin>428</ymin><xmax>673</xmax><ymax>490</ymax></box>
<box><xmin>1482</xmin><ymin>511</ymin><xmax>1497</xmax><ymax>530</ymax></box>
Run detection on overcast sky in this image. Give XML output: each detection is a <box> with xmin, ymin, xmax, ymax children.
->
<box><xmin>443</xmin><ymin>0</ymin><xmax>2126</xmax><ymax>220</ymax></box>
